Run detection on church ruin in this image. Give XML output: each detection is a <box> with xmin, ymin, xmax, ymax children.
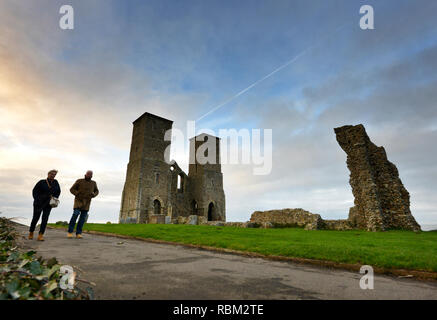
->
<box><xmin>119</xmin><ymin>112</ymin><xmax>226</xmax><ymax>224</ymax></box>
<box><xmin>119</xmin><ymin>114</ymin><xmax>419</xmax><ymax>231</ymax></box>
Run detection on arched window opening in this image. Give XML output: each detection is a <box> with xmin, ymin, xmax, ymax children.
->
<box><xmin>153</xmin><ymin>199</ymin><xmax>161</xmax><ymax>215</ymax></box>
<box><xmin>177</xmin><ymin>174</ymin><xmax>184</xmax><ymax>192</ymax></box>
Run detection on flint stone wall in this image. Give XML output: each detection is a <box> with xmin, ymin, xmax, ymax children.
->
<box><xmin>148</xmin><ymin>214</ymin><xmax>166</xmax><ymax>224</ymax></box>
<box><xmin>335</xmin><ymin>124</ymin><xmax>421</xmax><ymax>231</ymax></box>
<box><xmin>171</xmin><ymin>215</ymin><xmax>211</xmax><ymax>225</ymax></box>
<box><xmin>322</xmin><ymin>219</ymin><xmax>354</xmax><ymax>230</ymax></box>
<box><xmin>250</xmin><ymin>209</ymin><xmax>325</xmax><ymax>229</ymax></box>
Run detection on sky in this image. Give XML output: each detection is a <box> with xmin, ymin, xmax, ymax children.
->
<box><xmin>0</xmin><ymin>0</ymin><xmax>436</xmax><ymax>228</ymax></box>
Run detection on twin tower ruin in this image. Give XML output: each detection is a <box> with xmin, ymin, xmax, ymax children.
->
<box><xmin>119</xmin><ymin>112</ymin><xmax>225</xmax><ymax>224</ymax></box>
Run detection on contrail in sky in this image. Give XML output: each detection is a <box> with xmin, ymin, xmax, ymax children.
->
<box><xmin>196</xmin><ymin>23</ymin><xmax>349</xmax><ymax>122</ymax></box>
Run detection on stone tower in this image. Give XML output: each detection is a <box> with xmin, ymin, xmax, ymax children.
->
<box><xmin>119</xmin><ymin>112</ymin><xmax>173</xmax><ymax>223</ymax></box>
<box><xmin>335</xmin><ymin>124</ymin><xmax>421</xmax><ymax>231</ymax></box>
<box><xmin>119</xmin><ymin>112</ymin><xmax>226</xmax><ymax>224</ymax></box>
<box><xmin>188</xmin><ymin>133</ymin><xmax>226</xmax><ymax>221</ymax></box>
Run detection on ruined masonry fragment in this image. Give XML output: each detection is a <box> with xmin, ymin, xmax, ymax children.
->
<box><xmin>334</xmin><ymin>124</ymin><xmax>421</xmax><ymax>231</ymax></box>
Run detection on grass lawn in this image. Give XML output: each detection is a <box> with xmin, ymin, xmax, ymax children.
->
<box><xmin>49</xmin><ymin>223</ymin><xmax>437</xmax><ymax>272</ymax></box>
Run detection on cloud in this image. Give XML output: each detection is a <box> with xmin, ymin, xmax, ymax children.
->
<box><xmin>0</xmin><ymin>0</ymin><xmax>207</xmax><ymax>224</ymax></box>
<box><xmin>225</xmin><ymin>41</ymin><xmax>437</xmax><ymax>224</ymax></box>
<box><xmin>0</xmin><ymin>0</ymin><xmax>436</xmax><ymax>227</ymax></box>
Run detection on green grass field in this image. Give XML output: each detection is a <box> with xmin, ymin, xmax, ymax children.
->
<box><xmin>49</xmin><ymin>223</ymin><xmax>437</xmax><ymax>272</ymax></box>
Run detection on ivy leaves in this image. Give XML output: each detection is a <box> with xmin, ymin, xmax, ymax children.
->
<box><xmin>0</xmin><ymin>216</ymin><xmax>91</xmax><ymax>300</ymax></box>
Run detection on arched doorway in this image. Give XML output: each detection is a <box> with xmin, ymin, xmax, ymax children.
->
<box><xmin>207</xmin><ymin>202</ymin><xmax>215</xmax><ymax>221</ymax></box>
<box><xmin>153</xmin><ymin>199</ymin><xmax>161</xmax><ymax>215</ymax></box>
<box><xmin>191</xmin><ymin>200</ymin><xmax>198</xmax><ymax>215</ymax></box>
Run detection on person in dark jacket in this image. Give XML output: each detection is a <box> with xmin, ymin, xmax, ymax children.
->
<box><xmin>29</xmin><ymin>169</ymin><xmax>61</xmax><ymax>241</ymax></box>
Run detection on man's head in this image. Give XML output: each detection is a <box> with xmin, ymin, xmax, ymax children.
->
<box><xmin>47</xmin><ymin>170</ymin><xmax>58</xmax><ymax>180</ymax></box>
<box><xmin>85</xmin><ymin>170</ymin><xmax>93</xmax><ymax>180</ymax></box>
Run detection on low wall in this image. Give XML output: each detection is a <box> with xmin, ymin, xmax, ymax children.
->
<box><xmin>249</xmin><ymin>209</ymin><xmax>356</xmax><ymax>230</ymax></box>
<box><xmin>119</xmin><ymin>217</ymin><xmax>138</xmax><ymax>224</ymax></box>
<box><xmin>149</xmin><ymin>214</ymin><xmax>166</xmax><ymax>224</ymax></box>
<box><xmin>322</xmin><ymin>219</ymin><xmax>354</xmax><ymax>230</ymax></box>
<box><xmin>250</xmin><ymin>208</ymin><xmax>324</xmax><ymax>230</ymax></box>
<box><xmin>173</xmin><ymin>215</ymin><xmax>213</xmax><ymax>225</ymax></box>
<box><xmin>144</xmin><ymin>210</ymin><xmax>355</xmax><ymax>231</ymax></box>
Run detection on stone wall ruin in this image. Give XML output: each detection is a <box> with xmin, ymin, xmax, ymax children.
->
<box><xmin>334</xmin><ymin>124</ymin><xmax>421</xmax><ymax>231</ymax></box>
<box><xmin>249</xmin><ymin>124</ymin><xmax>421</xmax><ymax>232</ymax></box>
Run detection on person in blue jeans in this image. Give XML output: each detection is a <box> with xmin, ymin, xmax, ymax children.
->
<box><xmin>68</xmin><ymin>208</ymin><xmax>88</xmax><ymax>236</ymax></box>
<box><xmin>68</xmin><ymin>170</ymin><xmax>99</xmax><ymax>239</ymax></box>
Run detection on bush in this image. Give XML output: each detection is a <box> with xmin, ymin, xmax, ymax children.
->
<box><xmin>0</xmin><ymin>215</ymin><xmax>92</xmax><ymax>300</ymax></box>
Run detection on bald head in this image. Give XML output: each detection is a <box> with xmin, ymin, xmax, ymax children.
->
<box><xmin>85</xmin><ymin>170</ymin><xmax>93</xmax><ymax>179</ymax></box>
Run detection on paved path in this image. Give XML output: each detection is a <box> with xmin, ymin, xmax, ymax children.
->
<box><xmin>14</xmin><ymin>224</ymin><xmax>437</xmax><ymax>300</ymax></box>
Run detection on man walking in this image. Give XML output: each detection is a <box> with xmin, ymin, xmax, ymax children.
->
<box><xmin>68</xmin><ymin>170</ymin><xmax>99</xmax><ymax>238</ymax></box>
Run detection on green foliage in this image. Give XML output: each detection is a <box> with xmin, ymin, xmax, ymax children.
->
<box><xmin>50</xmin><ymin>222</ymin><xmax>437</xmax><ymax>272</ymax></box>
<box><xmin>0</xmin><ymin>216</ymin><xmax>91</xmax><ymax>300</ymax></box>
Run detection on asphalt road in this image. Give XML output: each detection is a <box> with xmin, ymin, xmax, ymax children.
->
<box><xmin>14</xmin><ymin>224</ymin><xmax>437</xmax><ymax>300</ymax></box>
